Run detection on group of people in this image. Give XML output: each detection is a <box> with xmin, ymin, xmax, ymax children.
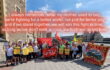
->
<box><xmin>4</xmin><ymin>40</ymin><xmax>40</xmax><ymax>66</ymax></box>
<box><xmin>4</xmin><ymin>39</ymin><xmax>87</xmax><ymax>66</ymax></box>
<box><xmin>52</xmin><ymin>41</ymin><xmax>87</xmax><ymax>60</ymax></box>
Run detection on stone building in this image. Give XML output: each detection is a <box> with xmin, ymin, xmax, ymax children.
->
<box><xmin>0</xmin><ymin>0</ymin><xmax>51</xmax><ymax>42</ymax></box>
<box><xmin>83</xmin><ymin>31</ymin><xmax>103</xmax><ymax>42</ymax></box>
<box><xmin>103</xmin><ymin>38</ymin><xmax>110</xmax><ymax>43</ymax></box>
<box><xmin>0</xmin><ymin>0</ymin><xmax>5</xmax><ymax>38</ymax></box>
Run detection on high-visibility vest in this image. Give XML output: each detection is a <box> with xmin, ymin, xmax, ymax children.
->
<box><xmin>13</xmin><ymin>46</ymin><xmax>21</xmax><ymax>55</ymax></box>
<box><xmin>64</xmin><ymin>48</ymin><xmax>70</xmax><ymax>55</ymax></box>
<box><xmin>60</xmin><ymin>45</ymin><xmax>65</xmax><ymax>49</ymax></box>
<box><xmin>28</xmin><ymin>46</ymin><xmax>34</xmax><ymax>53</ymax></box>
<box><xmin>22</xmin><ymin>47</ymin><xmax>29</xmax><ymax>55</ymax></box>
<box><xmin>59</xmin><ymin>48</ymin><xmax>64</xmax><ymax>55</ymax></box>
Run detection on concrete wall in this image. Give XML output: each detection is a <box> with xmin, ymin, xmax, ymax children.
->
<box><xmin>6</xmin><ymin>33</ymin><xmax>27</xmax><ymax>42</ymax></box>
<box><xmin>0</xmin><ymin>42</ymin><xmax>6</xmax><ymax>62</ymax></box>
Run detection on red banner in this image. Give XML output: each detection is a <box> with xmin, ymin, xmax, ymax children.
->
<box><xmin>43</xmin><ymin>48</ymin><xmax>57</xmax><ymax>58</ymax></box>
<box><xmin>84</xmin><ymin>43</ymin><xmax>109</xmax><ymax>66</ymax></box>
<box><xmin>37</xmin><ymin>38</ymin><xmax>52</xmax><ymax>46</ymax></box>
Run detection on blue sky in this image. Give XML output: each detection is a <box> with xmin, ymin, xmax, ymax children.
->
<box><xmin>26</xmin><ymin>0</ymin><xmax>110</xmax><ymax>37</ymax></box>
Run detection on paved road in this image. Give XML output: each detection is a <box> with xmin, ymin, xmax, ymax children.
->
<box><xmin>2</xmin><ymin>58</ymin><xmax>107</xmax><ymax>70</ymax></box>
<box><xmin>0</xmin><ymin>63</ymin><xmax>13</xmax><ymax>70</ymax></box>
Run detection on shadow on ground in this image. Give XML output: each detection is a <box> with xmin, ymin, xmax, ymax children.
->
<box><xmin>35</xmin><ymin>58</ymin><xmax>110</xmax><ymax>70</ymax></box>
<box><xmin>36</xmin><ymin>57</ymin><xmax>72</xmax><ymax>63</ymax></box>
<box><xmin>0</xmin><ymin>61</ymin><xmax>14</xmax><ymax>70</ymax></box>
<box><xmin>1</xmin><ymin>58</ymin><xmax>110</xmax><ymax>70</ymax></box>
<box><xmin>34</xmin><ymin>58</ymin><xmax>45</xmax><ymax>63</ymax></box>
<box><xmin>100</xmin><ymin>64</ymin><xmax>110</xmax><ymax>69</ymax></box>
<box><xmin>71</xmin><ymin>59</ymin><xmax>110</xmax><ymax>70</ymax></box>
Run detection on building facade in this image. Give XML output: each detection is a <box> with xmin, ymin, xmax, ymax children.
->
<box><xmin>0</xmin><ymin>0</ymin><xmax>51</xmax><ymax>42</ymax></box>
<box><xmin>0</xmin><ymin>0</ymin><xmax>4</xmax><ymax>38</ymax></box>
<box><xmin>83</xmin><ymin>31</ymin><xmax>103</xmax><ymax>42</ymax></box>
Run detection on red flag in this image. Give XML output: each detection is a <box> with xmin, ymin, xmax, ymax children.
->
<box><xmin>62</xmin><ymin>39</ymin><xmax>67</xmax><ymax>44</ymax></box>
<box><xmin>37</xmin><ymin>38</ymin><xmax>52</xmax><ymax>46</ymax></box>
<box><xmin>55</xmin><ymin>32</ymin><xmax>62</xmax><ymax>41</ymax></box>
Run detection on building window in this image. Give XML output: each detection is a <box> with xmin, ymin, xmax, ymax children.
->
<box><xmin>0</xmin><ymin>23</ymin><xmax>3</xmax><ymax>26</ymax></box>
<box><xmin>0</xmin><ymin>12</ymin><xmax>2</xmax><ymax>15</ymax></box>
<box><xmin>20</xmin><ymin>0</ymin><xmax>25</xmax><ymax>3</ymax></box>
<box><xmin>0</xmin><ymin>18</ymin><xmax>2</xmax><ymax>20</ymax></box>
<box><xmin>16</xmin><ymin>6</ymin><xmax>21</xmax><ymax>13</ymax></box>
<box><xmin>19</xmin><ymin>0</ymin><xmax>23</xmax><ymax>3</ymax></box>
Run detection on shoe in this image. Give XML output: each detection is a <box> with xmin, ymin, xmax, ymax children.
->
<box><xmin>11</xmin><ymin>63</ymin><xmax>14</xmax><ymax>66</ymax></box>
<box><xmin>6</xmin><ymin>64</ymin><xmax>8</xmax><ymax>67</ymax></box>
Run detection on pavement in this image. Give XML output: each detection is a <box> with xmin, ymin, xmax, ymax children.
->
<box><xmin>0</xmin><ymin>62</ymin><xmax>14</xmax><ymax>70</ymax></box>
<box><xmin>0</xmin><ymin>58</ymin><xmax>109</xmax><ymax>70</ymax></box>
<box><xmin>0</xmin><ymin>42</ymin><xmax>110</xmax><ymax>70</ymax></box>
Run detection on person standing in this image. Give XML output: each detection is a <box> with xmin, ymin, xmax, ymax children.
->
<box><xmin>3</xmin><ymin>42</ymin><xmax>9</xmax><ymax>64</ymax></box>
<box><xmin>68</xmin><ymin>42</ymin><xmax>73</xmax><ymax>59</ymax></box>
<box><xmin>72</xmin><ymin>44</ymin><xmax>78</xmax><ymax>59</ymax></box>
<box><xmin>59</xmin><ymin>43</ymin><xmax>65</xmax><ymax>59</ymax></box>
<box><xmin>21</xmin><ymin>43</ymin><xmax>29</xmax><ymax>63</ymax></box>
<box><xmin>33</xmin><ymin>43</ymin><xmax>39</xmax><ymax>60</ymax></box>
<box><xmin>13</xmin><ymin>43</ymin><xmax>21</xmax><ymax>65</ymax></box>
<box><xmin>77</xmin><ymin>45</ymin><xmax>82</xmax><ymax>58</ymax></box>
<box><xmin>65</xmin><ymin>43</ymin><xmax>70</xmax><ymax>60</ymax></box>
<box><xmin>28</xmin><ymin>43</ymin><xmax>34</xmax><ymax>60</ymax></box>
<box><xmin>6</xmin><ymin>45</ymin><xmax>13</xmax><ymax>66</ymax></box>
<box><xmin>82</xmin><ymin>43</ymin><xmax>87</xmax><ymax>59</ymax></box>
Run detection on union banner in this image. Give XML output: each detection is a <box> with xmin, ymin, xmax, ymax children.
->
<box><xmin>43</xmin><ymin>48</ymin><xmax>57</xmax><ymax>58</ymax></box>
<box><xmin>37</xmin><ymin>38</ymin><xmax>52</xmax><ymax>46</ymax></box>
<box><xmin>84</xmin><ymin>43</ymin><xmax>109</xmax><ymax>66</ymax></box>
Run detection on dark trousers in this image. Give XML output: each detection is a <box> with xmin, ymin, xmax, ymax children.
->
<box><xmin>70</xmin><ymin>51</ymin><xmax>73</xmax><ymax>59</ymax></box>
<box><xmin>65</xmin><ymin>55</ymin><xmax>69</xmax><ymax>60</ymax></box>
<box><xmin>33</xmin><ymin>52</ymin><xmax>38</xmax><ymax>59</ymax></box>
<box><xmin>76</xmin><ymin>51</ymin><xmax>82</xmax><ymax>58</ymax></box>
